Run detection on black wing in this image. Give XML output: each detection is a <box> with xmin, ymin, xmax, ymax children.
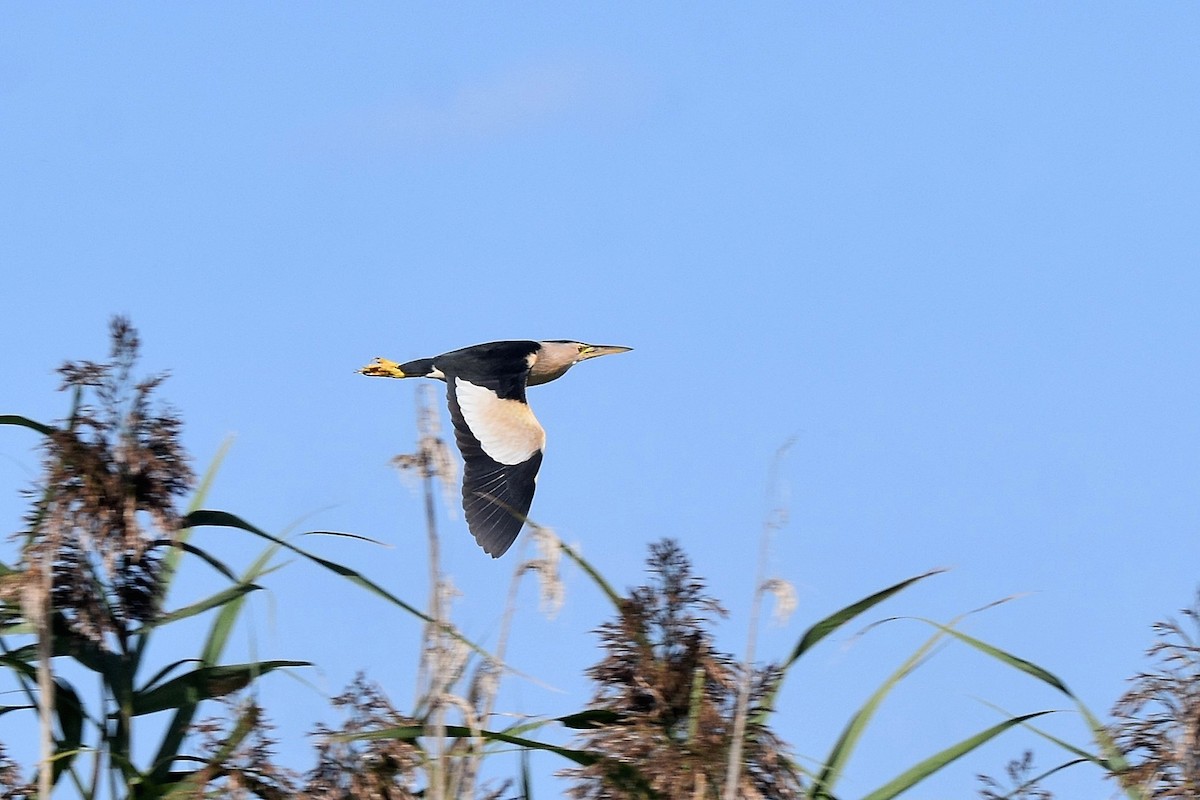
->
<box><xmin>443</xmin><ymin>355</ymin><xmax>545</xmax><ymax>557</ymax></box>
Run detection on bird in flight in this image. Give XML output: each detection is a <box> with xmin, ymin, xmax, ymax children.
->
<box><xmin>359</xmin><ymin>340</ymin><xmax>632</xmax><ymax>557</ymax></box>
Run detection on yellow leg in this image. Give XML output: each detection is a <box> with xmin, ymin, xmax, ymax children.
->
<box><xmin>357</xmin><ymin>357</ymin><xmax>408</xmax><ymax>378</ymax></box>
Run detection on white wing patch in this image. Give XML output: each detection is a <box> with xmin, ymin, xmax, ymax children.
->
<box><xmin>454</xmin><ymin>378</ymin><xmax>546</xmax><ymax>465</ymax></box>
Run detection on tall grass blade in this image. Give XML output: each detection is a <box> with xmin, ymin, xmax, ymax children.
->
<box><xmin>148</xmin><ymin>536</ymin><xmax>284</xmax><ymax>786</ymax></box>
<box><xmin>184</xmin><ymin>510</ymin><xmax>504</xmax><ymax>661</ymax></box>
<box><xmin>138</xmin><ymin>659</ymin><xmax>203</xmax><ymax>695</ymax></box>
<box><xmin>858</xmin><ymin>711</ymin><xmax>1054</xmax><ymax>800</ymax></box>
<box><xmin>156</xmin><ymin>539</ymin><xmax>244</xmax><ymax>584</ymax></box>
<box><xmin>494</xmin><ymin>709</ymin><xmax>625</xmax><ymax>742</ymax></box>
<box><xmin>559</xmin><ymin>540</ymin><xmax>623</xmax><ymax>610</ymax></box>
<box><xmin>788</xmin><ymin>571</ymin><xmax>945</xmax><ymax>667</ymax></box>
<box><xmin>977</xmin><ymin>699</ymin><xmax>1120</xmax><ymax>770</ymax></box>
<box><xmin>2</xmin><ymin>617</ymin><xmax>123</xmax><ymax>678</ymax></box>
<box><xmin>520</xmin><ymin>748</ymin><xmax>533</xmax><ymax>800</ymax></box>
<box><xmin>304</xmin><ymin>529</ymin><xmax>391</xmax><ymax>546</ymax></box>
<box><xmin>758</xmin><ymin>570</ymin><xmax>944</xmax><ymax>724</ymax></box>
<box><xmin>347</xmin><ymin>719</ymin><xmax>662</xmax><ymax>796</ymax></box>
<box><xmin>554</xmin><ymin>709</ymin><xmax>626</xmax><ymax>729</ymax></box>
<box><xmin>50</xmin><ymin>679</ymin><xmax>84</xmax><ymax>786</ymax></box>
<box><xmin>808</xmin><ymin>623</ymin><xmax>948</xmax><ymax>799</ymax></box>
<box><xmin>346</xmin><ymin>723</ymin><xmax>601</xmax><ymax>766</ymax></box>
<box><xmin>187</xmin><ymin>438</ymin><xmax>234</xmax><ymax>515</ymax></box>
<box><xmin>132</xmin><ymin>660</ymin><xmax>308</xmax><ymax>716</ymax></box>
<box><xmin>183</xmin><ymin>510</ymin><xmax>432</xmax><ymax>622</ymax></box>
<box><xmin>913</xmin><ymin>620</ymin><xmax>1142</xmax><ymax>798</ymax></box>
<box><xmin>0</xmin><ymin>705</ymin><xmax>35</xmax><ymax>717</ymax></box>
<box><xmin>141</xmin><ymin>584</ymin><xmax>263</xmax><ymax>631</ymax></box>
<box><xmin>0</xmin><ymin>414</ymin><xmax>54</xmax><ymax>436</ymax></box>
<box><xmin>161</xmin><ymin>436</ymin><xmax>234</xmax><ymax>588</ymax></box>
<box><xmin>988</xmin><ymin>758</ymin><xmax>1089</xmax><ymax>799</ymax></box>
<box><xmin>913</xmin><ymin>620</ymin><xmax>1069</xmax><ymax>693</ymax></box>
<box><xmin>143</xmin><ymin>438</ymin><xmax>238</xmax><ymax>681</ymax></box>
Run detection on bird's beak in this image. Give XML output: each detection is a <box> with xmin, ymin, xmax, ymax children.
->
<box><xmin>579</xmin><ymin>344</ymin><xmax>633</xmax><ymax>361</ymax></box>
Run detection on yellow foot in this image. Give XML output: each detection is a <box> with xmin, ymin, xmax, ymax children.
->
<box><xmin>357</xmin><ymin>357</ymin><xmax>407</xmax><ymax>378</ymax></box>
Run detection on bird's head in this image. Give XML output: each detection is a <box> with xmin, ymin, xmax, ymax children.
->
<box><xmin>529</xmin><ymin>341</ymin><xmax>632</xmax><ymax>385</ymax></box>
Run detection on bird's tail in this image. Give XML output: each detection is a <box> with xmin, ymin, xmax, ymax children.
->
<box><xmin>357</xmin><ymin>356</ymin><xmax>438</xmax><ymax>379</ymax></box>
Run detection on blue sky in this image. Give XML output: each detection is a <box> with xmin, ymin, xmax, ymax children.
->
<box><xmin>3</xmin><ymin>4</ymin><xmax>1199</xmax><ymax>796</ymax></box>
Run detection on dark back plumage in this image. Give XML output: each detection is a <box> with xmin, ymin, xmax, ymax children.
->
<box><xmin>432</xmin><ymin>341</ymin><xmax>540</xmax><ymax>401</ymax></box>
